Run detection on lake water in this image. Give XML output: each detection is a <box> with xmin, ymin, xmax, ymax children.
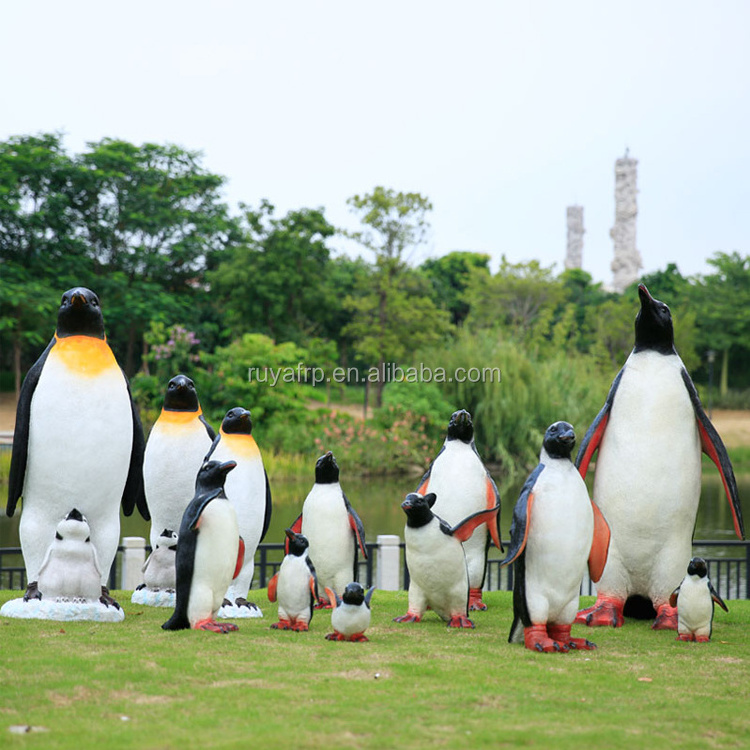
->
<box><xmin>2</xmin><ymin>470</ymin><xmax>748</xmax><ymax>550</ymax></box>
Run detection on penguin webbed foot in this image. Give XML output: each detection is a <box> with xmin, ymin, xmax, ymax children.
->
<box><xmin>468</xmin><ymin>588</ymin><xmax>487</xmax><ymax>611</ymax></box>
<box><xmin>393</xmin><ymin>612</ymin><xmax>422</xmax><ymax>624</ymax></box>
<box><xmin>235</xmin><ymin>597</ymin><xmax>261</xmax><ymax>612</ymax></box>
<box><xmin>135</xmin><ymin>583</ymin><xmax>147</xmax><ymax>591</ymax></box>
<box><xmin>194</xmin><ymin>619</ymin><xmax>239</xmax><ymax>633</ymax></box>
<box><xmin>447</xmin><ymin>615</ymin><xmax>475</xmax><ymax>629</ymax></box>
<box><xmin>652</xmin><ymin>604</ymin><xmax>678</xmax><ymax>631</ymax></box>
<box><xmin>290</xmin><ymin>622</ymin><xmax>309</xmax><ymax>632</ymax></box>
<box><xmin>567</xmin><ymin>637</ymin><xmax>597</xmax><ymax>651</ymax></box>
<box><xmin>222</xmin><ymin>598</ymin><xmax>232</xmax><ymax>608</ymax></box>
<box><xmin>100</xmin><ymin>587</ymin><xmax>121</xmax><ymax>610</ymax></box>
<box><xmin>23</xmin><ymin>581</ymin><xmax>42</xmax><ymax>602</ymax></box>
<box><xmin>314</xmin><ymin>599</ymin><xmax>333</xmax><ymax>610</ymax></box>
<box><xmin>524</xmin><ymin>625</ymin><xmax>569</xmax><ymax>653</ymax></box>
<box><xmin>325</xmin><ymin>631</ymin><xmax>346</xmax><ymax>641</ymax></box>
<box><xmin>575</xmin><ymin>596</ymin><xmax>624</xmax><ymax>628</ymax></box>
<box><xmin>270</xmin><ymin>619</ymin><xmax>292</xmax><ymax>630</ymax></box>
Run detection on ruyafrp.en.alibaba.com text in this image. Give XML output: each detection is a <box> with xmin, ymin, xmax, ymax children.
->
<box><xmin>247</xmin><ymin>363</ymin><xmax>502</xmax><ymax>387</ymax></box>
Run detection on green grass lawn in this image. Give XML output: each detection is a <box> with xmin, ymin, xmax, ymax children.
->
<box><xmin>0</xmin><ymin>590</ymin><xmax>748</xmax><ymax>749</ymax></box>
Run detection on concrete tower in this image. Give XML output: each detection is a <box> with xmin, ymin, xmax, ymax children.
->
<box><xmin>565</xmin><ymin>205</ymin><xmax>584</xmax><ymax>270</ymax></box>
<box><xmin>610</xmin><ymin>151</ymin><xmax>642</xmax><ymax>292</ymax></box>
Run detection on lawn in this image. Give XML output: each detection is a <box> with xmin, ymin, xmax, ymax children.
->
<box><xmin>0</xmin><ymin>590</ymin><xmax>748</xmax><ymax>749</ymax></box>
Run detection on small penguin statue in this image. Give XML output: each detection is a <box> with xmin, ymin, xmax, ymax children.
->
<box><xmin>268</xmin><ymin>528</ymin><xmax>318</xmax><ymax>632</ymax></box>
<box><xmin>162</xmin><ymin>460</ymin><xmax>244</xmax><ymax>633</ymax></box>
<box><xmin>669</xmin><ymin>557</ymin><xmax>728</xmax><ymax>642</ymax></box>
<box><xmin>139</xmin><ymin>529</ymin><xmax>179</xmax><ymax>592</ymax></box>
<box><xmin>325</xmin><ymin>583</ymin><xmax>375</xmax><ymax>642</ymax></box>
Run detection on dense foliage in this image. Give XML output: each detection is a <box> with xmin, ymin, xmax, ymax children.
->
<box><xmin>2</xmin><ymin>133</ymin><xmax>749</xmax><ymax>474</ymax></box>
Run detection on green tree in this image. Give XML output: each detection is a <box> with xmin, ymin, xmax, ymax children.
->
<box><xmin>343</xmin><ymin>187</ymin><xmax>451</xmax><ymax>406</ymax></box>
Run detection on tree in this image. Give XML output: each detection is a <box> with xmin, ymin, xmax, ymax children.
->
<box><xmin>208</xmin><ymin>200</ymin><xmax>336</xmax><ymax>343</ymax></box>
<box><xmin>343</xmin><ymin>187</ymin><xmax>451</xmax><ymax>407</ymax></box>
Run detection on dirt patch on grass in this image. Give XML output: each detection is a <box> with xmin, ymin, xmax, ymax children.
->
<box><xmin>710</xmin><ymin>410</ymin><xmax>750</xmax><ymax>449</ymax></box>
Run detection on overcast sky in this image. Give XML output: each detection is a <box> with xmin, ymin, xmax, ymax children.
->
<box><xmin>2</xmin><ymin>1</ymin><xmax>748</xmax><ymax>286</ymax></box>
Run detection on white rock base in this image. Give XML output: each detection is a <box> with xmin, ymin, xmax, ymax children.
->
<box><xmin>0</xmin><ymin>596</ymin><xmax>125</xmax><ymax>622</ymax></box>
<box><xmin>218</xmin><ymin>601</ymin><xmax>263</xmax><ymax>619</ymax></box>
<box><xmin>131</xmin><ymin>588</ymin><xmax>176</xmax><ymax>608</ymax></box>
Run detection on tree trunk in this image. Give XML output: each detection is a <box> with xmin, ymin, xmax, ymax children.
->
<box><xmin>375</xmin><ymin>358</ymin><xmax>385</xmax><ymax>408</ymax></box>
<box><xmin>720</xmin><ymin>348</ymin><xmax>729</xmax><ymax>397</ymax></box>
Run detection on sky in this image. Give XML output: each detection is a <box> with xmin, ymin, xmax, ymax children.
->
<box><xmin>2</xmin><ymin>1</ymin><xmax>749</xmax><ymax>286</ymax></box>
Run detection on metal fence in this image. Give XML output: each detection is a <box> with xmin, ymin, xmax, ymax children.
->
<box><xmin>2</xmin><ymin>538</ymin><xmax>748</xmax><ymax>599</ymax></box>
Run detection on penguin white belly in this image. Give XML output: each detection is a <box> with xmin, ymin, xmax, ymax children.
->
<box><xmin>525</xmin><ymin>464</ymin><xmax>593</xmax><ymax>624</ymax></box>
<box><xmin>332</xmin><ymin>602</ymin><xmax>371</xmax><ymax>636</ymax></box>
<box><xmin>405</xmin><ymin>521</ymin><xmax>467</xmax><ymax>620</ymax></box>
<box><xmin>428</xmin><ymin>443</ymin><xmax>490</xmax><ymax>587</ymax></box>
<box><xmin>593</xmin><ymin>352</ymin><xmax>701</xmax><ymax>600</ymax></box>
<box><xmin>276</xmin><ymin>556</ymin><xmax>313</xmax><ymax>622</ymax></box>
<box><xmin>676</xmin><ymin>578</ymin><xmax>713</xmax><ymax>637</ymax></box>
<box><xmin>144</xmin><ymin>417</ymin><xmax>213</xmax><ymax>549</ymax></box>
<box><xmin>187</xmin><ymin>501</ymin><xmax>239</xmax><ymax>625</ymax></box>
<box><xmin>302</xmin><ymin>485</ymin><xmax>354</xmax><ymax>594</ymax></box>
<box><xmin>21</xmin><ymin>355</ymin><xmax>132</xmax><ymax>582</ymax></box>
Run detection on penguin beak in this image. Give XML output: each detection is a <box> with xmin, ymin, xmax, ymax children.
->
<box><xmin>638</xmin><ymin>284</ymin><xmax>654</xmax><ymax>306</ymax></box>
<box><xmin>401</xmin><ymin>498</ymin><xmax>413</xmax><ymax>511</ymax></box>
<box><xmin>220</xmin><ymin>460</ymin><xmax>237</xmax><ymax>475</ymax></box>
<box><xmin>284</xmin><ymin>528</ymin><xmax>296</xmax><ymax>541</ymax></box>
<box><xmin>71</xmin><ymin>292</ymin><xmax>87</xmax><ymax>307</ymax></box>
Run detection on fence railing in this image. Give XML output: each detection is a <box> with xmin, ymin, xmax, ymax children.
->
<box><xmin>1</xmin><ymin>538</ymin><xmax>748</xmax><ymax>599</ymax></box>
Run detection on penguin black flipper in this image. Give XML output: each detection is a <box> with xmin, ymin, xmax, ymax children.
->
<box><xmin>306</xmin><ymin>555</ymin><xmax>319</xmax><ymax>606</ymax></box>
<box><xmin>364</xmin><ymin>586</ymin><xmax>376</xmax><ymax>608</ymax></box>
<box><xmin>343</xmin><ymin>492</ymin><xmax>367</xmax><ymax>559</ymax></box>
<box><xmin>680</xmin><ymin>368</ymin><xmax>744</xmax><ymax>539</ymax></box>
<box><xmin>448</xmin><ymin>503</ymin><xmax>501</xmax><ymax>543</ymax></box>
<box><xmin>6</xmin><ymin>339</ymin><xmax>54</xmax><ymax>516</ymax></box>
<box><xmin>260</xmin><ymin>469</ymin><xmax>273</xmax><ymax>543</ymax></box>
<box><xmin>668</xmin><ymin>585</ymin><xmax>681</xmax><ymax>609</ymax></box>
<box><xmin>121</xmin><ymin>376</ymin><xmax>149</xmax><ymax>520</ymax></box>
<box><xmin>204</xmin><ymin>434</ymin><xmax>220</xmax><ymax>462</ymax></box>
<box><xmin>483</xmin><ymin>471</ymin><xmax>503</xmax><ymax>552</ymax></box>
<box><xmin>575</xmin><ymin>368</ymin><xmax>625</xmax><ymax>478</ymax></box>
<box><xmin>200</xmin><ymin>415</ymin><xmax>216</xmax><ymax>441</ymax></box>
<box><xmin>709</xmin><ymin>581</ymin><xmax>729</xmax><ymax>613</ymax></box>
<box><xmin>285</xmin><ymin>512</ymin><xmax>303</xmax><ymax>555</ymax></box>
<box><xmin>500</xmin><ymin>465</ymin><xmax>544</xmax><ymax>566</ymax></box>
<box><xmin>508</xmin><ymin>549</ymin><xmax>530</xmax><ymax>643</ymax></box>
<box><xmin>183</xmin><ymin>489</ymin><xmax>224</xmax><ymax>532</ymax></box>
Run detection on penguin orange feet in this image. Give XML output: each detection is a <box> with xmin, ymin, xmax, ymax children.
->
<box><xmin>315</xmin><ymin>598</ymin><xmax>333</xmax><ymax>610</ymax></box>
<box><xmin>447</xmin><ymin>614</ymin><xmax>475</xmax><ymax>629</ymax></box>
<box><xmin>548</xmin><ymin>624</ymin><xmax>597</xmax><ymax>651</ymax></box>
<box><xmin>195</xmin><ymin>619</ymin><xmax>239</xmax><ymax>633</ymax></box>
<box><xmin>575</xmin><ymin>595</ymin><xmax>624</xmax><ymax>627</ymax></box>
<box><xmin>468</xmin><ymin>588</ymin><xmax>487</xmax><ymax>611</ymax></box>
<box><xmin>349</xmin><ymin>632</ymin><xmax>369</xmax><ymax>642</ymax></box>
<box><xmin>676</xmin><ymin>633</ymin><xmax>695</xmax><ymax>642</ymax></box>
<box><xmin>325</xmin><ymin>631</ymin><xmax>346</xmax><ymax>641</ymax></box>
<box><xmin>271</xmin><ymin>619</ymin><xmax>293</xmax><ymax>630</ymax></box>
<box><xmin>524</xmin><ymin>624</ymin><xmax>568</xmax><ymax>653</ymax></box>
<box><xmin>652</xmin><ymin>603</ymin><xmax>678</xmax><ymax>630</ymax></box>
<box><xmin>290</xmin><ymin>621</ymin><xmax>309</xmax><ymax>632</ymax></box>
<box><xmin>694</xmin><ymin>635</ymin><xmax>710</xmax><ymax>643</ymax></box>
<box><xmin>393</xmin><ymin>612</ymin><xmax>422</xmax><ymax>623</ymax></box>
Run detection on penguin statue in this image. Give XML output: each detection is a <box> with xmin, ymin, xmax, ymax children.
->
<box><xmin>416</xmin><ymin>409</ymin><xmax>502</xmax><ymax>610</ymax></box>
<box><xmin>394</xmin><ymin>492</ymin><xmax>500</xmax><ymax>628</ymax></box>
<box><xmin>138</xmin><ymin>529</ymin><xmax>179</xmax><ymax>593</ymax></box>
<box><xmin>669</xmin><ymin>557</ymin><xmax>728</xmax><ymax>642</ymax></box>
<box><xmin>6</xmin><ymin>287</ymin><xmax>147</xmax><ymax>608</ymax></box>
<box><xmin>37</xmin><ymin>509</ymin><xmax>104</xmax><ymax>603</ymax></box>
<box><xmin>325</xmin><ymin>582</ymin><xmax>375</xmax><ymax>642</ymax></box>
<box><xmin>502</xmin><ymin>422</ymin><xmax>609</xmax><ymax>652</ymax></box>
<box><xmin>267</xmin><ymin>528</ymin><xmax>318</xmax><ymax>631</ymax></box>
<box><xmin>288</xmin><ymin>451</ymin><xmax>366</xmax><ymax>607</ymax></box>
<box><xmin>162</xmin><ymin>460</ymin><xmax>244</xmax><ymax>633</ymax></box>
<box><xmin>204</xmin><ymin>407</ymin><xmax>272</xmax><ymax>618</ymax></box>
<box><xmin>575</xmin><ymin>284</ymin><xmax>744</xmax><ymax>630</ymax></box>
<box><xmin>143</xmin><ymin>374</ymin><xmax>215</xmax><ymax>554</ymax></box>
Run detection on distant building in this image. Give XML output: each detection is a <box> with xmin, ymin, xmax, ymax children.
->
<box><xmin>565</xmin><ymin>205</ymin><xmax>584</xmax><ymax>270</ymax></box>
<box><xmin>610</xmin><ymin>152</ymin><xmax>643</xmax><ymax>292</ymax></box>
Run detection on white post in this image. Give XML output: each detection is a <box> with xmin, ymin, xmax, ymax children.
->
<box><xmin>121</xmin><ymin>537</ymin><xmax>146</xmax><ymax>591</ymax></box>
<box><xmin>376</xmin><ymin>535</ymin><xmax>401</xmax><ymax>591</ymax></box>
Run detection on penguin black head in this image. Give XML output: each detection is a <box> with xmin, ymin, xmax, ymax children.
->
<box><xmin>315</xmin><ymin>451</ymin><xmax>340</xmax><ymax>484</ymax></box>
<box><xmin>56</xmin><ymin>287</ymin><xmax>105</xmax><ymax>339</ymax></box>
<box><xmin>56</xmin><ymin>508</ymin><xmax>91</xmax><ymax>541</ymax></box>
<box><xmin>221</xmin><ymin>407</ymin><xmax>253</xmax><ymax>435</ymax></box>
<box><xmin>195</xmin><ymin>460</ymin><xmax>236</xmax><ymax>493</ymax></box>
<box><xmin>66</xmin><ymin>508</ymin><xmax>85</xmax><ymax>523</ymax></box>
<box><xmin>164</xmin><ymin>374</ymin><xmax>200</xmax><ymax>412</ymax></box>
<box><xmin>342</xmin><ymin>582</ymin><xmax>365</xmax><ymax>606</ymax></box>
<box><xmin>284</xmin><ymin>528</ymin><xmax>309</xmax><ymax>557</ymax></box>
<box><xmin>634</xmin><ymin>284</ymin><xmax>675</xmax><ymax>355</ymax></box>
<box><xmin>446</xmin><ymin>409</ymin><xmax>474</xmax><ymax>443</ymax></box>
<box><xmin>401</xmin><ymin>492</ymin><xmax>437</xmax><ymax>528</ymax></box>
<box><xmin>542</xmin><ymin>421</ymin><xmax>576</xmax><ymax>460</ymax></box>
<box><xmin>687</xmin><ymin>556</ymin><xmax>708</xmax><ymax>578</ymax></box>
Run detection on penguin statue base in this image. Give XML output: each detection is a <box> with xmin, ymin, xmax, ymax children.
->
<box><xmin>131</xmin><ymin>587</ymin><xmax>176</xmax><ymax>608</ymax></box>
<box><xmin>0</xmin><ymin>596</ymin><xmax>125</xmax><ymax>623</ymax></box>
<box><xmin>218</xmin><ymin>598</ymin><xmax>263</xmax><ymax>619</ymax></box>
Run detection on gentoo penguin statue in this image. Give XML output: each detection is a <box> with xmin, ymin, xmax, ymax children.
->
<box><xmin>204</xmin><ymin>407</ymin><xmax>272</xmax><ymax>617</ymax></box>
<box><xmin>162</xmin><ymin>460</ymin><xmax>243</xmax><ymax>633</ymax></box>
<box><xmin>268</xmin><ymin>528</ymin><xmax>318</xmax><ymax>631</ymax></box>
<box><xmin>394</xmin><ymin>492</ymin><xmax>500</xmax><ymax>628</ymax></box>
<box><xmin>143</xmin><ymin>374</ymin><xmax>215</xmax><ymax>553</ymax></box>
<box><xmin>325</xmin><ymin>583</ymin><xmax>375</xmax><ymax>642</ymax></box>
<box><xmin>502</xmin><ymin>422</ymin><xmax>609</xmax><ymax>652</ymax></box>
<box><xmin>139</xmin><ymin>529</ymin><xmax>179</xmax><ymax>593</ymax></box>
<box><xmin>576</xmin><ymin>284</ymin><xmax>744</xmax><ymax>629</ymax></box>
<box><xmin>669</xmin><ymin>557</ymin><xmax>728</xmax><ymax>642</ymax></box>
<box><xmin>288</xmin><ymin>452</ymin><xmax>366</xmax><ymax>607</ymax></box>
<box><xmin>416</xmin><ymin>409</ymin><xmax>502</xmax><ymax>611</ymax></box>
<box><xmin>37</xmin><ymin>509</ymin><xmax>103</xmax><ymax>603</ymax></box>
<box><xmin>6</xmin><ymin>287</ymin><xmax>147</xmax><ymax>606</ymax></box>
